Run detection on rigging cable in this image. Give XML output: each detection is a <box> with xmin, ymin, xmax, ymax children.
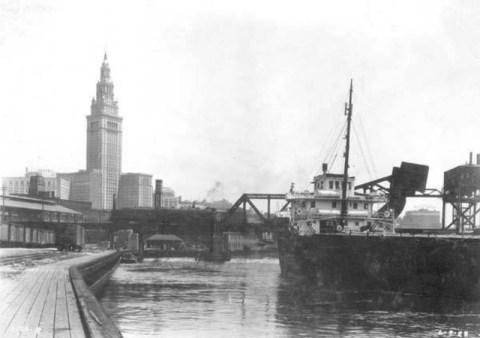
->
<box><xmin>356</xmin><ymin>112</ymin><xmax>378</xmax><ymax>178</ymax></box>
<box><xmin>325</xmin><ymin>121</ymin><xmax>347</xmax><ymax>172</ymax></box>
<box><xmin>322</xmin><ymin>119</ymin><xmax>346</xmax><ymax>167</ymax></box>
<box><xmin>301</xmin><ymin>116</ymin><xmax>346</xmax><ymax>191</ymax></box>
<box><xmin>352</xmin><ymin>123</ymin><xmax>373</xmax><ymax>180</ymax></box>
<box><xmin>316</xmin><ymin>115</ymin><xmax>343</xmax><ymax>164</ymax></box>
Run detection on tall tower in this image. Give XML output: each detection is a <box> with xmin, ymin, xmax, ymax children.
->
<box><xmin>86</xmin><ymin>53</ymin><xmax>123</xmax><ymax>209</ymax></box>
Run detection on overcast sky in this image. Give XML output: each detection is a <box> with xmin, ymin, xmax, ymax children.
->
<box><xmin>1</xmin><ymin>0</ymin><xmax>479</xmax><ymax>211</ymax></box>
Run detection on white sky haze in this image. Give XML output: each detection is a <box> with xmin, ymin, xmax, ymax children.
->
<box><xmin>1</xmin><ymin>0</ymin><xmax>479</xmax><ymax>211</ymax></box>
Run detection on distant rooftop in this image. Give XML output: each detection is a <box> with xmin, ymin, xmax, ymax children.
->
<box><xmin>146</xmin><ymin>234</ymin><xmax>183</xmax><ymax>242</ymax></box>
<box><xmin>121</xmin><ymin>172</ymin><xmax>153</xmax><ymax>177</ymax></box>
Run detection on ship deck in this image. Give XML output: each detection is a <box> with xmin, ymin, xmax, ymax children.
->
<box><xmin>312</xmin><ymin>231</ymin><xmax>480</xmax><ymax>240</ymax></box>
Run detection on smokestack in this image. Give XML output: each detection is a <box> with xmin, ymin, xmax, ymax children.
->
<box><xmin>322</xmin><ymin>163</ymin><xmax>328</xmax><ymax>174</ymax></box>
<box><xmin>154</xmin><ymin>179</ymin><xmax>163</xmax><ymax>209</ymax></box>
<box><xmin>28</xmin><ymin>175</ymin><xmax>45</xmax><ymax>197</ymax></box>
<box><xmin>470</xmin><ymin>152</ymin><xmax>473</xmax><ymax>165</ymax></box>
<box><xmin>477</xmin><ymin>154</ymin><xmax>480</xmax><ymax>165</ymax></box>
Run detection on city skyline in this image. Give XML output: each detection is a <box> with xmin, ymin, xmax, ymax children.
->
<box><xmin>1</xmin><ymin>1</ymin><xmax>480</xmax><ymax>210</ymax></box>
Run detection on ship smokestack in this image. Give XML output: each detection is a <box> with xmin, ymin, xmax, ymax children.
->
<box><xmin>477</xmin><ymin>154</ymin><xmax>480</xmax><ymax>165</ymax></box>
<box><xmin>322</xmin><ymin>163</ymin><xmax>328</xmax><ymax>174</ymax></box>
<box><xmin>470</xmin><ymin>152</ymin><xmax>473</xmax><ymax>165</ymax></box>
<box><xmin>154</xmin><ymin>179</ymin><xmax>163</xmax><ymax>209</ymax></box>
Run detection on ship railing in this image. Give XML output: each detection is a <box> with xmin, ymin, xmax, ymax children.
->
<box><xmin>286</xmin><ymin>192</ymin><xmax>315</xmax><ymax>199</ymax></box>
<box><xmin>286</xmin><ymin>192</ymin><xmax>388</xmax><ymax>203</ymax></box>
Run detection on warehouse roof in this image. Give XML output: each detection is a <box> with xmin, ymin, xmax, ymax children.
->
<box><xmin>1</xmin><ymin>196</ymin><xmax>82</xmax><ymax>215</ymax></box>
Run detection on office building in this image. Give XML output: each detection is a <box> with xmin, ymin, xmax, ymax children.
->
<box><xmin>2</xmin><ymin>169</ymin><xmax>70</xmax><ymax>200</ymax></box>
<box><xmin>86</xmin><ymin>53</ymin><xmax>123</xmax><ymax>209</ymax></box>
<box><xmin>58</xmin><ymin>170</ymin><xmax>103</xmax><ymax>209</ymax></box>
<box><xmin>117</xmin><ymin>173</ymin><xmax>153</xmax><ymax>209</ymax></box>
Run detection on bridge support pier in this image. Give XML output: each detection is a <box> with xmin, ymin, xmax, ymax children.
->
<box><xmin>138</xmin><ymin>233</ymin><xmax>144</xmax><ymax>262</ymax></box>
<box><xmin>109</xmin><ymin>231</ymin><xmax>115</xmax><ymax>250</ymax></box>
<box><xmin>267</xmin><ymin>196</ymin><xmax>271</xmax><ymax>221</ymax></box>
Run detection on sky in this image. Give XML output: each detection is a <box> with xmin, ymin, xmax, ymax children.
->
<box><xmin>1</xmin><ymin>0</ymin><xmax>479</xmax><ymax>212</ymax></box>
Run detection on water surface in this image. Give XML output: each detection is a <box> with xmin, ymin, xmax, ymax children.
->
<box><xmin>99</xmin><ymin>257</ymin><xmax>480</xmax><ymax>337</ymax></box>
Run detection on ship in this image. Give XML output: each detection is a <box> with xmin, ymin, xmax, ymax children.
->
<box><xmin>277</xmin><ymin>80</ymin><xmax>480</xmax><ymax>300</ymax></box>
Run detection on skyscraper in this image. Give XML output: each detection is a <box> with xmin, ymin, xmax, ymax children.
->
<box><xmin>86</xmin><ymin>53</ymin><xmax>122</xmax><ymax>209</ymax></box>
<box><xmin>117</xmin><ymin>173</ymin><xmax>153</xmax><ymax>209</ymax></box>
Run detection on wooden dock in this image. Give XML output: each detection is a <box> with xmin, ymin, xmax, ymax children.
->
<box><xmin>0</xmin><ymin>253</ymin><xmax>114</xmax><ymax>337</ymax></box>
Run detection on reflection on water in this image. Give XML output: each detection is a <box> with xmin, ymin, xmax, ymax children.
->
<box><xmin>99</xmin><ymin>258</ymin><xmax>480</xmax><ymax>337</ymax></box>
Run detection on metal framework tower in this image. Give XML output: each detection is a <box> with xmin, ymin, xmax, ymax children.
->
<box><xmin>443</xmin><ymin>154</ymin><xmax>480</xmax><ymax>233</ymax></box>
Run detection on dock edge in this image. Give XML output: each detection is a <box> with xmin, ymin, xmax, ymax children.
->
<box><xmin>69</xmin><ymin>252</ymin><xmax>123</xmax><ymax>338</ymax></box>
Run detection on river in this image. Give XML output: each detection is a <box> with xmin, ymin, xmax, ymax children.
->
<box><xmin>99</xmin><ymin>257</ymin><xmax>480</xmax><ymax>337</ymax></box>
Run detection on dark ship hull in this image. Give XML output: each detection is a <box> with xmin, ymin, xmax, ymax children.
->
<box><xmin>278</xmin><ymin>232</ymin><xmax>480</xmax><ymax>300</ymax></box>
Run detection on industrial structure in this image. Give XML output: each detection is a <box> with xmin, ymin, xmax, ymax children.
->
<box><xmin>0</xmin><ymin>194</ymin><xmax>84</xmax><ymax>248</ymax></box>
<box><xmin>442</xmin><ymin>153</ymin><xmax>480</xmax><ymax>232</ymax></box>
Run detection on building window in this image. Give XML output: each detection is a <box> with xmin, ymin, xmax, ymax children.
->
<box><xmin>353</xmin><ymin>203</ymin><xmax>358</xmax><ymax>209</ymax></box>
<box><xmin>332</xmin><ymin>202</ymin><xmax>337</xmax><ymax>208</ymax></box>
<box><xmin>335</xmin><ymin>181</ymin><xmax>340</xmax><ymax>189</ymax></box>
<box><xmin>329</xmin><ymin>181</ymin><xmax>333</xmax><ymax>189</ymax></box>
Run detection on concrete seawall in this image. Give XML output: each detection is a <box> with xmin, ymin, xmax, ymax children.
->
<box><xmin>69</xmin><ymin>252</ymin><xmax>123</xmax><ymax>338</ymax></box>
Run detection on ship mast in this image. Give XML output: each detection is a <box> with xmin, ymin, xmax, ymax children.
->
<box><xmin>341</xmin><ymin>80</ymin><xmax>353</xmax><ymax>225</ymax></box>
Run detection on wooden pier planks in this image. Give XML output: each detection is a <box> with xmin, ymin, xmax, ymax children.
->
<box><xmin>0</xmin><ymin>254</ymin><xmax>112</xmax><ymax>337</ymax></box>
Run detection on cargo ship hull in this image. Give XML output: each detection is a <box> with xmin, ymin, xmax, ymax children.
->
<box><xmin>278</xmin><ymin>232</ymin><xmax>480</xmax><ymax>300</ymax></box>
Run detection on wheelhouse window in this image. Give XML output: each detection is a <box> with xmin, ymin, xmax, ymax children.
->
<box><xmin>335</xmin><ymin>181</ymin><xmax>340</xmax><ymax>189</ymax></box>
<box><xmin>329</xmin><ymin>181</ymin><xmax>333</xmax><ymax>189</ymax></box>
<box><xmin>353</xmin><ymin>203</ymin><xmax>358</xmax><ymax>209</ymax></box>
<box><xmin>364</xmin><ymin>203</ymin><xmax>368</xmax><ymax>209</ymax></box>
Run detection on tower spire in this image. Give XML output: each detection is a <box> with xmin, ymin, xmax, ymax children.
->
<box><xmin>99</xmin><ymin>53</ymin><xmax>112</xmax><ymax>87</ymax></box>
